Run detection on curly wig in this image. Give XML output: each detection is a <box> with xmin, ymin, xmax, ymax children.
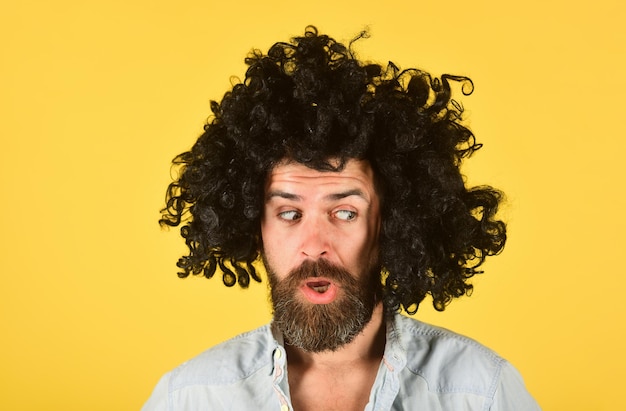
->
<box><xmin>160</xmin><ymin>26</ymin><xmax>506</xmax><ymax>313</ymax></box>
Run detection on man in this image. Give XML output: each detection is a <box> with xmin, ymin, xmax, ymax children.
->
<box><xmin>144</xmin><ymin>26</ymin><xmax>540</xmax><ymax>410</ymax></box>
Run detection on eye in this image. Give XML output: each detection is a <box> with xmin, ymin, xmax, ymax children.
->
<box><xmin>278</xmin><ymin>210</ymin><xmax>302</xmax><ymax>221</ymax></box>
<box><xmin>334</xmin><ymin>209</ymin><xmax>357</xmax><ymax>221</ymax></box>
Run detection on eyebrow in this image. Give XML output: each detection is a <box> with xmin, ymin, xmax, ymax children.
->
<box><xmin>326</xmin><ymin>189</ymin><xmax>367</xmax><ymax>201</ymax></box>
<box><xmin>265</xmin><ymin>189</ymin><xmax>367</xmax><ymax>202</ymax></box>
<box><xmin>266</xmin><ymin>190</ymin><xmax>302</xmax><ymax>201</ymax></box>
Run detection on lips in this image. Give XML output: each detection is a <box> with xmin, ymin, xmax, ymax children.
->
<box><xmin>300</xmin><ymin>278</ymin><xmax>338</xmax><ymax>304</ymax></box>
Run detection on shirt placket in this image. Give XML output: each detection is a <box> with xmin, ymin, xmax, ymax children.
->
<box><xmin>271</xmin><ymin>346</ymin><xmax>293</xmax><ymax>411</ymax></box>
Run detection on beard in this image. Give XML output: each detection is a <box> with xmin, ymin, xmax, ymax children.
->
<box><xmin>266</xmin><ymin>258</ymin><xmax>380</xmax><ymax>353</ymax></box>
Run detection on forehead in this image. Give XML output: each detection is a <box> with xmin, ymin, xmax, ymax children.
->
<box><xmin>265</xmin><ymin>159</ymin><xmax>377</xmax><ymax>194</ymax></box>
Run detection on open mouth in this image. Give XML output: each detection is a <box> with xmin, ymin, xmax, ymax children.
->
<box><xmin>300</xmin><ymin>278</ymin><xmax>337</xmax><ymax>304</ymax></box>
<box><xmin>307</xmin><ymin>280</ymin><xmax>331</xmax><ymax>293</ymax></box>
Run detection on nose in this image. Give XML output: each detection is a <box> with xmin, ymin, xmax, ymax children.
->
<box><xmin>300</xmin><ymin>218</ymin><xmax>330</xmax><ymax>259</ymax></box>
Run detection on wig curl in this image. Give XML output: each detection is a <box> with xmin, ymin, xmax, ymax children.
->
<box><xmin>160</xmin><ymin>26</ymin><xmax>506</xmax><ymax>313</ymax></box>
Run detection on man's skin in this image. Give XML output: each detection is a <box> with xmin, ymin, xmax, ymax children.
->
<box><xmin>261</xmin><ymin>159</ymin><xmax>386</xmax><ymax>410</ymax></box>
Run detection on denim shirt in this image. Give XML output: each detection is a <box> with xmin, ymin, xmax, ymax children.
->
<box><xmin>142</xmin><ymin>314</ymin><xmax>540</xmax><ymax>410</ymax></box>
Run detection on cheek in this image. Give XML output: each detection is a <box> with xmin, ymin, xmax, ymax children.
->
<box><xmin>354</xmin><ymin>219</ymin><xmax>381</xmax><ymax>265</ymax></box>
<box><xmin>341</xmin><ymin>233</ymin><xmax>373</xmax><ymax>267</ymax></box>
<box><xmin>261</xmin><ymin>224</ymin><xmax>287</xmax><ymax>270</ymax></box>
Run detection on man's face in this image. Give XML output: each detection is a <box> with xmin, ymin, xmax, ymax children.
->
<box><xmin>261</xmin><ymin>159</ymin><xmax>382</xmax><ymax>352</ymax></box>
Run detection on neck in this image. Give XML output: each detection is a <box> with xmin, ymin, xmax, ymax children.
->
<box><xmin>285</xmin><ymin>303</ymin><xmax>386</xmax><ymax>369</ymax></box>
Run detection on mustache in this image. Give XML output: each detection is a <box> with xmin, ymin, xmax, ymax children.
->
<box><xmin>285</xmin><ymin>259</ymin><xmax>356</xmax><ymax>285</ymax></box>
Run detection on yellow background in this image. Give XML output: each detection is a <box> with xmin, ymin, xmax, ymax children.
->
<box><xmin>2</xmin><ymin>1</ymin><xmax>625</xmax><ymax>410</ymax></box>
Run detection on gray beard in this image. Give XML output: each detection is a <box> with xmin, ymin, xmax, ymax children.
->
<box><xmin>267</xmin><ymin>258</ymin><xmax>379</xmax><ymax>352</ymax></box>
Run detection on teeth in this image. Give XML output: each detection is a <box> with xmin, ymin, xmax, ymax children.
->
<box><xmin>312</xmin><ymin>285</ymin><xmax>330</xmax><ymax>293</ymax></box>
<box><xmin>307</xmin><ymin>281</ymin><xmax>330</xmax><ymax>293</ymax></box>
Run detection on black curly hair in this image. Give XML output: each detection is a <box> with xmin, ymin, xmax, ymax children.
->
<box><xmin>160</xmin><ymin>26</ymin><xmax>506</xmax><ymax>313</ymax></box>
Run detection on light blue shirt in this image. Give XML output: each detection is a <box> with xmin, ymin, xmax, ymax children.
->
<box><xmin>142</xmin><ymin>314</ymin><xmax>540</xmax><ymax>410</ymax></box>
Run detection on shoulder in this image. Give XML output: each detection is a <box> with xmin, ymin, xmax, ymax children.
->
<box><xmin>167</xmin><ymin>324</ymin><xmax>275</xmax><ymax>389</ymax></box>
<box><xmin>392</xmin><ymin>314</ymin><xmax>505</xmax><ymax>394</ymax></box>
<box><xmin>141</xmin><ymin>324</ymin><xmax>282</xmax><ymax>410</ymax></box>
<box><xmin>386</xmin><ymin>315</ymin><xmax>540</xmax><ymax>409</ymax></box>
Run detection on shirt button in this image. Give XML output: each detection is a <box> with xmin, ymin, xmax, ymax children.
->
<box><xmin>280</xmin><ymin>405</ymin><xmax>289</xmax><ymax>411</ymax></box>
<box><xmin>274</xmin><ymin>349</ymin><xmax>282</xmax><ymax>360</ymax></box>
